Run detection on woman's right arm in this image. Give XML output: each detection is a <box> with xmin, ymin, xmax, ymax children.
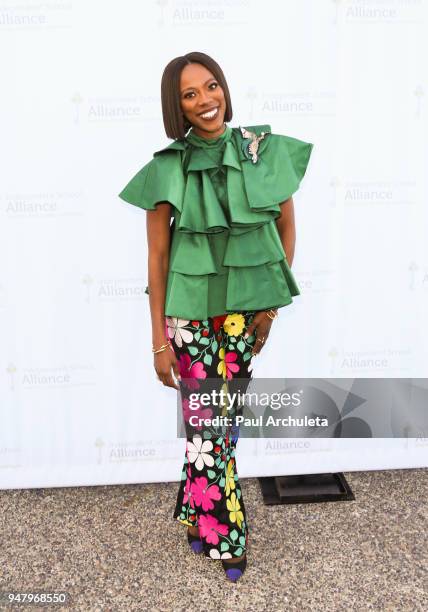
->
<box><xmin>146</xmin><ymin>203</ymin><xmax>181</xmax><ymax>390</ymax></box>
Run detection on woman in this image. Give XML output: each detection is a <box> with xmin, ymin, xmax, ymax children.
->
<box><xmin>119</xmin><ymin>51</ymin><xmax>313</xmax><ymax>582</ymax></box>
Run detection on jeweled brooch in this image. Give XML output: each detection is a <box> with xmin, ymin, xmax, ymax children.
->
<box><xmin>240</xmin><ymin>126</ymin><xmax>267</xmax><ymax>163</ymax></box>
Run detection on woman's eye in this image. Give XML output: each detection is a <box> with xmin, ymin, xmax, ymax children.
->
<box><xmin>184</xmin><ymin>81</ymin><xmax>218</xmax><ymax>98</ymax></box>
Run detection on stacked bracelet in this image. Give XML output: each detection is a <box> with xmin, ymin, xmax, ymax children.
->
<box><xmin>265</xmin><ymin>308</ymin><xmax>278</xmax><ymax>320</ymax></box>
<box><xmin>152</xmin><ymin>340</ymin><xmax>172</xmax><ymax>354</ymax></box>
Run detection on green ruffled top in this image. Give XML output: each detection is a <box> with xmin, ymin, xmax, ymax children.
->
<box><xmin>118</xmin><ymin>124</ymin><xmax>313</xmax><ymax>320</ymax></box>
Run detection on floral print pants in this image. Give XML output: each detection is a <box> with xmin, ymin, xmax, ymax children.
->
<box><xmin>166</xmin><ymin>311</ymin><xmax>257</xmax><ymax>560</ymax></box>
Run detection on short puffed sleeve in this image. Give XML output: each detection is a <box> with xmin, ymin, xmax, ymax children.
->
<box><xmin>236</xmin><ymin>129</ymin><xmax>313</xmax><ymax>208</ymax></box>
<box><xmin>118</xmin><ymin>149</ymin><xmax>185</xmax><ymax>212</ymax></box>
<box><xmin>268</xmin><ymin>133</ymin><xmax>313</xmax><ymax>201</ymax></box>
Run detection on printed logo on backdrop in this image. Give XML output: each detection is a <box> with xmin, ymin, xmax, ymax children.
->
<box><xmin>157</xmin><ymin>0</ymin><xmax>252</xmax><ymax>28</ymax></box>
<box><xmin>246</xmin><ymin>88</ymin><xmax>335</xmax><ymax>121</ymax></box>
<box><xmin>263</xmin><ymin>438</ymin><xmax>312</xmax><ymax>457</ymax></box>
<box><xmin>331</xmin><ymin>179</ymin><xmax>420</xmax><ymax>208</ymax></box>
<box><xmin>330</xmin><ymin>347</ymin><xmax>413</xmax><ymax>376</ymax></box>
<box><xmin>71</xmin><ymin>93</ymin><xmax>160</xmax><ymax>125</ymax></box>
<box><xmin>331</xmin><ymin>0</ymin><xmax>423</xmax><ymax>25</ymax></box>
<box><xmin>342</xmin><ymin>181</ymin><xmax>417</xmax><ymax>207</ymax></box>
<box><xmin>95</xmin><ymin>439</ymin><xmax>183</xmax><ymax>465</ymax></box>
<box><xmin>7</xmin><ymin>364</ymin><xmax>96</xmax><ymax>391</ymax></box>
<box><xmin>296</xmin><ymin>267</ymin><xmax>336</xmax><ymax>301</ymax></box>
<box><xmin>0</xmin><ymin>0</ymin><xmax>73</xmax><ymax>30</ymax></box>
<box><xmin>2</xmin><ymin>191</ymin><xmax>84</xmax><ymax>218</ymax></box>
<box><xmin>82</xmin><ymin>276</ymin><xmax>147</xmax><ymax>303</ymax></box>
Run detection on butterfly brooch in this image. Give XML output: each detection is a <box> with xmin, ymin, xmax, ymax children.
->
<box><xmin>240</xmin><ymin>126</ymin><xmax>268</xmax><ymax>163</ymax></box>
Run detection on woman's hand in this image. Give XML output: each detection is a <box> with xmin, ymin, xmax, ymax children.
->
<box><xmin>244</xmin><ymin>310</ymin><xmax>278</xmax><ymax>356</ymax></box>
<box><xmin>154</xmin><ymin>346</ymin><xmax>181</xmax><ymax>390</ymax></box>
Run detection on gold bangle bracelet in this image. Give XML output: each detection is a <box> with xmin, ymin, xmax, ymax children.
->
<box><xmin>266</xmin><ymin>309</ymin><xmax>278</xmax><ymax>320</ymax></box>
<box><xmin>153</xmin><ymin>346</ymin><xmax>168</xmax><ymax>354</ymax></box>
<box><xmin>152</xmin><ymin>341</ymin><xmax>171</xmax><ymax>354</ymax></box>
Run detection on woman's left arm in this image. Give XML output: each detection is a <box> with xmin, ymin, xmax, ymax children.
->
<box><xmin>275</xmin><ymin>196</ymin><xmax>296</xmax><ymax>266</ymax></box>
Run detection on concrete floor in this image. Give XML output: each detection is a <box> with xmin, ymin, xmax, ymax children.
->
<box><xmin>0</xmin><ymin>468</ymin><xmax>427</xmax><ymax>611</ymax></box>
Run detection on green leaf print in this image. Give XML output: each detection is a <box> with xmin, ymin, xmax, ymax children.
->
<box><xmin>236</xmin><ymin>488</ymin><xmax>241</xmax><ymax>499</ymax></box>
<box><xmin>228</xmin><ymin>344</ymin><xmax>234</xmax><ymax>350</ymax></box>
<box><xmin>243</xmin><ymin>351</ymin><xmax>252</xmax><ymax>362</ymax></box>
<box><xmin>199</xmin><ymin>337</ymin><xmax>210</xmax><ymax>345</ymax></box>
<box><xmin>202</xmin><ymin>320</ymin><xmax>209</xmax><ymax>326</ymax></box>
<box><xmin>188</xmin><ymin>346</ymin><xmax>198</xmax><ymax>356</ymax></box>
<box><xmin>229</xmin><ymin>337</ymin><xmax>236</xmax><ymax>343</ymax></box>
<box><xmin>239</xmin><ymin>536</ymin><xmax>246</xmax><ymax>546</ymax></box>
<box><xmin>234</xmin><ymin>547</ymin><xmax>243</xmax><ymax>556</ymax></box>
<box><xmin>220</xmin><ymin>542</ymin><xmax>230</xmax><ymax>552</ymax></box>
<box><xmin>207</xmin><ymin>469</ymin><xmax>216</xmax><ymax>479</ymax></box>
<box><xmin>203</xmin><ymin>354</ymin><xmax>212</xmax><ymax>366</ymax></box>
<box><xmin>219</xmin><ymin>477</ymin><xmax>225</xmax><ymax>487</ymax></box>
<box><xmin>211</xmin><ymin>339</ymin><xmax>218</xmax><ymax>353</ymax></box>
<box><xmin>203</xmin><ymin>430</ymin><xmax>212</xmax><ymax>440</ymax></box>
<box><xmin>194</xmin><ymin>331</ymin><xmax>201</xmax><ymax>341</ymax></box>
<box><xmin>230</xmin><ymin>529</ymin><xmax>239</xmax><ymax>542</ymax></box>
<box><xmin>237</xmin><ymin>340</ymin><xmax>245</xmax><ymax>353</ymax></box>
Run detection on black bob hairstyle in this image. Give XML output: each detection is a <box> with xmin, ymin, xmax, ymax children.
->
<box><xmin>161</xmin><ymin>51</ymin><xmax>233</xmax><ymax>140</ymax></box>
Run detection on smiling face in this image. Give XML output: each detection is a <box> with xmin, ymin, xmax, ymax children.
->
<box><xmin>179</xmin><ymin>62</ymin><xmax>227</xmax><ymax>139</ymax></box>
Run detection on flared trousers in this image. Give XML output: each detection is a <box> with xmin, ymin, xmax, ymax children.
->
<box><xmin>167</xmin><ymin>311</ymin><xmax>257</xmax><ymax>559</ymax></box>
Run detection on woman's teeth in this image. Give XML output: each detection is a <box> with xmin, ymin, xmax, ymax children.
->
<box><xmin>199</xmin><ymin>107</ymin><xmax>219</xmax><ymax>120</ymax></box>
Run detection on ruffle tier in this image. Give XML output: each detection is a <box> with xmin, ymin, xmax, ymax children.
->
<box><xmin>119</xmin><ymin>125</ymin><xmax>313</xmax><ymax>319</ymax></box>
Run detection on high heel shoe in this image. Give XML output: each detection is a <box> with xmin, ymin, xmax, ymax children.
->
<box><xmin>187</xmin><ymin>527</ymin><xmax>203</xmax><ymax>554</ymax></box>
<box><xmin>222</xmin><ymin>553</ymin><xmax>247</xmax><ymax>582</ymax></box>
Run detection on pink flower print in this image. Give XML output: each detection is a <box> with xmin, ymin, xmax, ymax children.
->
<box><xmin>186</xmin><ymin>435</ymin><xmax>215</xmax><ymax>471</ymax></box>
<box><xmin>182</xmin><ymin>398</ymin><xmax>213</xmax><ymax>431</ymax></box>
<box><xmin>190</xmin><ymin>476</ymin><xmax>221</xmax><ymax>512</ymax></box>
<box><xmin>179</xmin><ymin>354</ymin><xmax>207</xmax><ymax>390</ymax></box>
<box><xmin>209</xmin><ymin>549</ymin><xmax>232</xmax><ymax>559</ymax></box>
<box><xmin>217</xmin><ymin>347</ymin><xmax>240</xmax><ymax>380</ymax></box>
<box><xmin>166</xmin><ymin>317</ymin><xmax>193</xmax><ymax>348</ymax></box>
<box><xmin>183</xmin><ymin>477</ymin><xmax>194</xmax><ymax>508</ymax></box>
<box><xmin>198</xmin><ymin>514</ymin><xmax>229</xmax><ymax>545</ymax></box>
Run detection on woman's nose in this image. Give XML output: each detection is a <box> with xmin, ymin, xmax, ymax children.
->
<box><xmin>198</xmin><ymin>90</ymin><xmax>213</xmax><ymax>107</ymax></box>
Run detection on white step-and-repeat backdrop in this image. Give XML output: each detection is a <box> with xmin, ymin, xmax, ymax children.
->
<box><xmin>1</xmin><ymin>0</ymin><xmax>427</xmax><ymax>489</ymax></box>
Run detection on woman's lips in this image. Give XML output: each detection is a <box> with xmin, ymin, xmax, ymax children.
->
<box><xmin>198</xmin><ymin>106</ymin><xmax>219</xmax><ymax>121</ymax></box>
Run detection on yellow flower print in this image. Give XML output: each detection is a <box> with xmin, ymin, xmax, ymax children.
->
<box><xmin>217</xmin><ymin>347</ymin><xmax>227</xmax><ymax>380</ymax></box>
<box><xmin>223</xmin><ymin>313</ymin><xmax>245</xmax><ymax>337</ymax></box>
<box><xmin>217</xmin><ymin>347</ymin><xmax>240</xmax><ymax>381</ymax></box>
<box><xmin>225</xmin><ymin>460</ymin><xmax>236</xmax><ymax>497</ymax></box>
<box><xmin>226</xmin><ymin>491</ymin><xmax>244</xmax><ymax>528</ymax></box>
